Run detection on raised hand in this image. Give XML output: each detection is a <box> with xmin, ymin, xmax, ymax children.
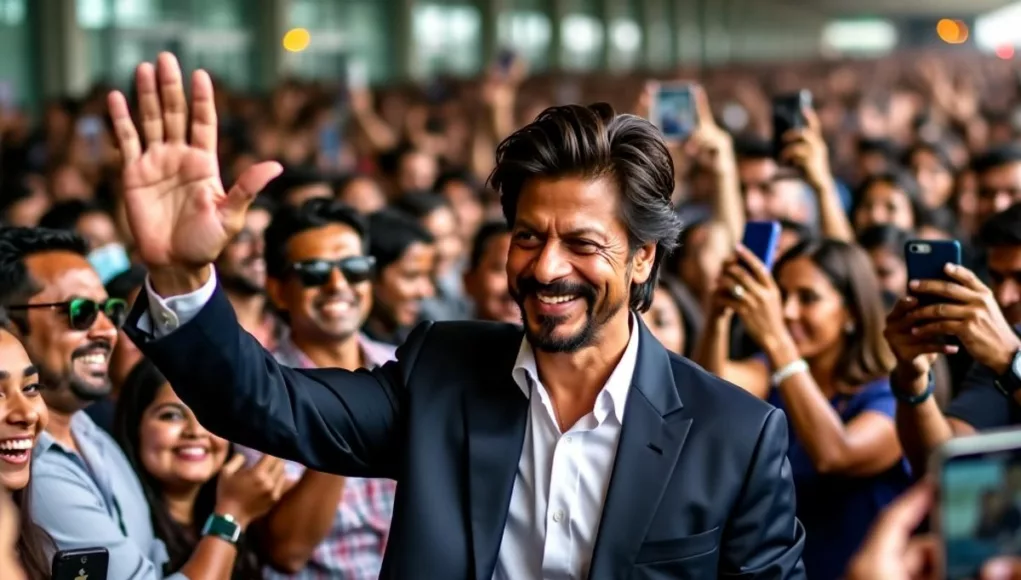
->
<box><xmin>107</xmin><ymin>53</ymin><xmax>282</xmax><ymax>295</ymax></box>
<box><xmin>215</xmin><ymin>453</ymin><xmax>287</xmax><ymax>528</ymax></box>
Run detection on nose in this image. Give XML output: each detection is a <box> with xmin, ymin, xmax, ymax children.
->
<box><xmin>532</xmin><ymin>241</ymin><xmax>572</xmax><ymax>285</ymax></box>
<box><xmin>5</xmin><ymin>391</ymin><xmax>40</xmax><ymax>428</ymax></box>
<box><xmin>994</xmin><ymin>280</ymin><xmax>1021</xmax><ymax>312</ymax></box>
<box><xmin>781</xmin><ymin>294</ymin><xmax>799</xmax><ymax>322</ymax></box>
<box><xmin>89</xmin><ymin>308</ymin><xmax>119</xmax><ymax>344</ymax></box>
<box><xmin>324</xmin><ymin>266</ymin><xmax>352</xmax><ymax>293</ymax></box>
<box><xmin>415</xmin><ymin>276</ymin><xmax>435</xmax><ymax>300</ymax></box>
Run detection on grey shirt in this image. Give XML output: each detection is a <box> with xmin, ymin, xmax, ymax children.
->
<box><xmin>31</xmin><ymin>411</ymin><xmax>185</xmax><ymax>579</ymax></box>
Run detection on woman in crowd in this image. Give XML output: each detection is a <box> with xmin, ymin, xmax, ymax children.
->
<box><xmin>905</xmin><ymin>141</ymin><xmax>956</xmax><ymax>210</ymax></box>
<box><xmin>852</xmin><ymin>171</ymin><xmax>928</xmax><ymax>234</ymax></box>
<box><xmin>857</xmin><ymin>224</ymin><xmax>912</xmax><ymax>306</ymax></box>
<box><xmin>114</xmin><ymin>359</ymin><xmax>286</xmax><ymax>579</ymax></box>
<box><xmin>0</xmin><ymin>322</ymin><xmax>52</xmax><ymax>579</ymax></box>
<box><xmin>694</xmin><ymin>239</ymin><xmax>910</xmax><ymax>579</ymax></box>
<box><xmin>641</xmin><ymin>278</ymin><xmax>688</xmax><ymax>356</ymax></box>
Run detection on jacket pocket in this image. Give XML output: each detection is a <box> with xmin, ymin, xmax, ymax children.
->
<box><xmin>634</xmin><ymin>526</ymin><xmax>721</xmax><ymax>565</ymax></box>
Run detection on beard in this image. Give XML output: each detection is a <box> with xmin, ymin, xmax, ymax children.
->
<box><xmin>512</xmin><ymin>276</ymin><xmax>625</xmax><ymax>354</ymax></box>
<box><xmin>219</xmin><ymin>271</ymin><xmax>264</xmax><ymax>296</ymax></box>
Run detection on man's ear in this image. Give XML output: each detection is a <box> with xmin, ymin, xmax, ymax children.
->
<box><xmin>264</xmin><ymin>278</ymin><xmax>288</xmax><ymax>312</ymax></box>
<box><xmin>630</xmin><ymin>242</ymin><xmax>657</xmax><ymax>286</ymax></box>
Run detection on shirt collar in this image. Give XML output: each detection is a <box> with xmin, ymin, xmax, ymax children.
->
<box><xmin>35</xmin><ymin>410</ymin><xmax>98</xmax><ymax>457</ymax></box>
<box><xmin>512</xmin><ymin>313</ymin><xmax>641</xmax><ymax>424</ymax></box>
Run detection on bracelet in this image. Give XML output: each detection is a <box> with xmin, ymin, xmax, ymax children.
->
<box><xmin>893</xmin><ymin>374</ymin><xmax>934</xmax><ymax>406</ymax></box>
<box><xmin>771</xmin><ymin>359</ymin><xmax>809</xmax><ymax>386</ymax></box>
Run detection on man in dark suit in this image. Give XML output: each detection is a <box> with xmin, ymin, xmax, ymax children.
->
<box><xmin>110</xmin><ymin>53</ymin><xmax>806</xmax><ymax>579</ymax></box>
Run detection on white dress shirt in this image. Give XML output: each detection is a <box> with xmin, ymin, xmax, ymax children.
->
<box><xmin>142</xmin><ymin>272</ymin><xmax>641</xmax><ymax>579</ymax></box>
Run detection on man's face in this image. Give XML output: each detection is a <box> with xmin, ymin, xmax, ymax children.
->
<box><xmin>375</xmin><ymin>242</ymin><xmax>436</xmax><ymax>329</ymax></box>
<box><xmin>216</xmin><ymin>208</ymin><xmax>271</xmax><ymax>295</ymax></box>
<box><xmin>441</xmin><ymin>180</ymin><xmax>484</xmax><ymax>243</ymax></box>
<box><xmin>267</xmin><ymin>223</ymin><xmax>373</xmax><ymax>343</ymax></box>
<box><xmin>423</xmin><ymin>206</ymin><xmax>464</xmax><ymax>278</ymax></box>
<box><xmin>338</xmin><ymin>177</ymin><xmax>387</xmax><ymax>215</ymax></box>
<box><xmin>988</xmin><ymin>245</ymin><xmax>1021</xmax><ymax>326</ymax></box>
<box><xmin>464</xmin><ymin>232</ymin><xmax>519</xmax><ymax>324</ymax></box>
<box><xmin>739</xmin><ymin>157</ymin><xmax>781</xmax><ymax>221</ymax></box>
<box><xmin>398</xmin><ymin>151</ymin><xmax>438</xmax><ymax>193</ymax></box>
<box><xmin>76</xmin><ymin>211</ymin><xmax>119</xmax><ymax>251</ymax></box>
<box><xmin>21</xmin><ymin>252</ymin><xmax>118</xmax><ymax>414</ymax></box>
<box><xmin>506</xmin><ymin>177</ymin><xmax>654</xmax><ymax>353</ymax></box>
<box><xmin>978</xmin><ymin>162</ymin><xmax>1021</xmax><ymax>224</ymax></box>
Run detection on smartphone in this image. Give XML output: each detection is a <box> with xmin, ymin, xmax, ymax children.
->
<box><xmin>346</xmin><ymin>60</ymin><xmax>368</xmax><ymax>91</ymax></box>
<box><xmin>741</xmin><ymin>220</ymin><xmax>782</xmax><ymax>270</ymax></box>
<box><xmin>51</xmin><ymin>547</ymin><xmax>109</xmax><ymax>580</ymax></box>
<box><xmin>932</xmin><ymin>429</ymin><xmax>1021</xmax><ymax>580</ymax></box>
<box><xmin>651</xmin><ymin>83</ymin><xmax>698</xmax><ymax>141</ymax></box>
<box><xmin>772</xmin><ymin>90</ymin><xmax>813</xmax><ymax>161</ymax></box>
<box><xmin>905</xmin><ymin>239</ymin><xmax>963</xmax><ymax>307</ymax></box>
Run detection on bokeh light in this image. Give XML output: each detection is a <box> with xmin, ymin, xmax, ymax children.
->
<box><xmin>282</xmin><ymin>28</ymin><xmax>311</xmax><ymax>53</ymax></box>
<box><xmin>996</xmin><ymin>44</ymin><xmax>1016</xmax><ymax>59</ymax></box>
<box><xmin>936</xmin><ymin>19</ymin><xmax>970</xmax><ymax>45</ymax></box>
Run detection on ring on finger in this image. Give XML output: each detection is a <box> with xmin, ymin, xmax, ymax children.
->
<box><xmin>732</xmin><ymin>284</ymin><xmax>745</xmax><ymax>299</ymax></box>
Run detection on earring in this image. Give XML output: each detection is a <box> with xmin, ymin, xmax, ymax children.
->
<box><xmin>844</xmin><ymin>322</ymin><xmax>855</xmax><ymax>334</ymax></box>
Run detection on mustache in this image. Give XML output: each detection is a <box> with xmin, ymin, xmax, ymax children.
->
<box><xmin>314</xmin><ymin>291</ymin><xmax>360</xmax><ymax>307</ymax></box>
<box><xmin>71</xmin><ymin>341</ymin><xmax>113</xmax><ymax>359</ymax></box>
<box><xmin>514</xmin><ymin>277</ymin><xmax>597</xmax><ymax>302</ymax></box>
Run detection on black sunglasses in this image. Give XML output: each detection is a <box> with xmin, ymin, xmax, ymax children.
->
<box><xmin>291</xmin><ymin>256</ymin><xmax>376</xmax><ymax>287</ymax></box>
<box><xmin>6</xmin><ymin>298</ymin><xmax>128</xmax><ymax>331</ymax></box>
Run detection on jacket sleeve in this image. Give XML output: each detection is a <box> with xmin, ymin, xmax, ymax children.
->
<box><xmin>124</xmin><ymin>284</ymin><xmax>427</xmax><ymax>479</ymax></box>
<box><xmin>720</xmin><ymin>408</ymin><xmax>807</xmax><ymax>579</ymax></box>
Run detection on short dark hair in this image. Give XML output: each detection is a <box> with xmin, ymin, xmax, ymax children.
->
<box><xmin>367</xmin><ymin>209</ymin><xmax>435</xmax><ymax>272</ymax></box>
<box><xmin>857</xmin><ymin>224</ymin><xmax>913</xmax><ymax>255</ymax></box>
<box><xmin>38</xmin><ymin>200</ymin><xmax>108</xmax><ymax>232</ymax></box>
<box><xmin>0</xmin><ymin>227</ymin><xmax>89</xmax><ymax>332</ymax></box>
<box><xmin>264</xmin><ymin>198</ymin><xmax>368</xmax><ymax>280</ymax></box>
<box><xmin>779</xmin><ymin>219</ymin><xmax>815</xmax><ymax>247</ymax></box>
<box><xmin>487</xmin><ymin>103</ymin><xmax>683</xmax><ymax>312</ymax></box>
<box><xmin>468</xmin><ymin>221</ymin><xmax>510</xmax><ymax>272</ymax></box>
<box><xmin>733</xmin><ymin>136</ymin><xmax>774</xmax><ymax>161</ymax></box>
<box><xmin>853</xmin><ymin>170</ymin><xmax>927</xmax><ymax>227</ymax></box>
<box><xmin>393</xmin><ymin>191</ymin><xmax>451</xmax><ymax>221</ymax></box>
<box><xmin>263</xmin><ymin>167</ymin><xmax>329</xmax><ymax>204</ymax></box>
<box><xmin>775</xmin><ymin>239</ymin><xmax>895</xmax><ymax>388</ymax></box>
<box><xmin>248</xmin><ymin>193</ymin><xmax>277</xmax><ymax>215</ymax></box>
<box><xmin>972</xmin><ymin>144</ymin><xmax>1021</xmax><ymax>175</ymax></box>
<box><xmin>978</xmin><ymin>202</ymin><xmax>1021</xmax><ymax>248</ymax></box>
<box><xmin>434</xmin><ymin>167</ymin><xmax>482</xmax><ymax>195</ymax></box>
<box><xmin>905</xmin><ymin>141</ymin><xmax>955</xmax><ymax>173</ymax></box>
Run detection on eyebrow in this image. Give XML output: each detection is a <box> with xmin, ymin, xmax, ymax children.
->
<box><xmin>151</xmin><ymin>402</ymin><xmax>188</xmax><ymax>415</ymax></box>
<box><xmin>515</xmin><ymin>221</ymin><xmax>607</xmax><ymax>241</ymax></box>
<box><xmin>0</xmin><ymin>365</ymin><xmax>37</xmax><ymax>381</ymax></box>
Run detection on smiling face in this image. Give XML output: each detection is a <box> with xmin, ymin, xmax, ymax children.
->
<box><xmin>854</xmin><ymin>181</ymin><xmax>915</xmax><ymax>232</ymax></box>
<box><xmin>267</xmin><ymin>223</ymin><xmax>373</xmax><ymax>343</ymax></box>
<box><xmin>374</xmin><ymin>242</ymin><xmax>436</xmax><ymax>329</ymax></box>
<box><xmin>21</xmin><ymin>251</ymin><xmax>118</xmax><ymax>414</ymax></box>
<box><xmin>506</xmin><ymin>176</ymin><xmax>654</xmax><ymax>353</ymax></box>
<box><xmin>138</xmin><ymin>383</ymin><xmax>229</xmax><ymax>489</ymax></box>
<box><xmin>216</xmin><ymin>207</ymin><xmax>271</xmax><ymax>295</ymax></box>
<box><xmin>0</xmin><ymin>331</ymin><xmax>47</xmax><ymax>491</ymax></box>
<box><xmin>776</xmin><ymin>256</ymin><xmax>852</xmax><ymax>361</ymax></box>
<box><xmin>464</xmin><ymin>231</ymin><xmax>520</xmax><ymax>324</ymax></box>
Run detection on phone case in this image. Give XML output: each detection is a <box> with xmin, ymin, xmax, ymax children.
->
<box><xmin>741</xmin><ymin>221</ymin><xmax>782</xmax><ymax>270</ymax></box>
<box><xmin>904</xmin><ymin>240</ymin><xmax>962</xmax><ymax>307</ymax></box>
<box><xmin>51</xmin><ymin>548</ymin><xmax>109</xmax><ymax>580</ymax></box>
<box><xmin>652</xmin><ymin>83</ymin><xmax>697</xmax><ymax>141</ymax></box>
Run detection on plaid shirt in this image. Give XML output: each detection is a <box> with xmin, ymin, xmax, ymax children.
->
<box><xmin>239</xmin><ymin>334</ymin><xmax>398</xmax><ymax>580</ymax></box>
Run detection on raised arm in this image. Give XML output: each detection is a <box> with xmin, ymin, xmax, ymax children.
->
<box><xmin>110</xmin><ymin>53</ymin><xmax>418</xmax><ymax>476</ymax></box>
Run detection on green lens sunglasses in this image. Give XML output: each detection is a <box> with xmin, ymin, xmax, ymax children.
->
<box><xmin>6</xmin><ymin>297</ymin><xmax>128</xmax><ymax>330</ymax></box>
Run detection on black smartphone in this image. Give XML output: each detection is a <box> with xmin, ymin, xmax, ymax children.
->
<box><xmin>772</xmin><ymin>90</ymin><xmax>813</xmax><ymax>161</ymax></box>
<box><xmin>741</xmin><ymin>220</ymin><xmax>782</xmax><ymax>270</ymax></box>
<box><xmin>652</xmin><ymin>83</ymin><xmax>698</xmax><ymax>141</ymax></box>
<box><xmin>904</xmin><ymin>239</ymin><xmax>963</xmax><ymax>308</ymax></box>
<box><xmin>51</xmin><ymin>547</ymin><xmax>109</xmax><ymax>580</ymax></box>
<box><xmin>932</xmin><ymin>429</ymin><xmax>1021</xmax><ymax>580</ymax></box>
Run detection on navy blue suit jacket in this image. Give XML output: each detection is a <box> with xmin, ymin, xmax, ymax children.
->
<box><xmin>125</xmin><ymin>286</ymin><xmax>806</xmax><ymax>579</ymax></box>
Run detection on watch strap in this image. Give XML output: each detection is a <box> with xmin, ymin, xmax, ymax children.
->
<box><xmin>893</xmin><ymin>372</ymin><xmax>935</xmax><ymax>406</ymax></box>
<box><xmin>994</xmin><ymin>349</ymin><xmax>1021</xmax><ymax>399</ymax></box>
<box><xmin>202</xmin><ymin>513</ymin><xmax>242</xmax><ymax>545</ymax></box>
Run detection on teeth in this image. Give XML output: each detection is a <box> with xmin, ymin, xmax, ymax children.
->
<box><xmin>0</xmin><ymin>439</ymin><xmax>32</xmax><ymax>451</ymax></box>
<box><xmin>80</xmin><ymin>353</ymin><xmax>107</xmax><ymax>365</ymax></box>
<box><xmin>538</xmin><ymin>295</ymin><xmax>576</xmax><ymax>305</ymax></box>
<box><xmin>177</xmin><ymin>447</ymin><xmax>208</xmax><ymax>458</ymax></box>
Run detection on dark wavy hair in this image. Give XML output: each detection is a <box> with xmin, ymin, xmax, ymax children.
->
<box><xmin>487</xmin><ymin>103</ymin><xmax>684</xmax><ymax>312</ymax></box>
<box><xmin>774</xmin><ymin>239</ymin><xmax>895</xmax><ymax>389</ymax></box>
<box><xmin>113</xmin><ymin>359</ymin><xmax>260</xmax><ymax>578</ymax></box>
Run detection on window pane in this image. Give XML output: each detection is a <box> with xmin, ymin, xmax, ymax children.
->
<box><xmin>414</xmin><ymin>3</ymin><xmax>481</xmax><ymax>77</ymax></box>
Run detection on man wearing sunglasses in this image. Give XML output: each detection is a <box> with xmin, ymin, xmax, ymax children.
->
<box><xmin>115</xmin><ymin>54</ymin><xmax>804</xmax><ymax>579</ymax></box>
<box><xmin>239</xmin><ymin>198</ymin><xmax>397</xmax><ymax>577</ymax></box>
<box><xmin>0</xmin><ymin>227</ymin><xmax>190</xmax><ymax>579</ymax></box>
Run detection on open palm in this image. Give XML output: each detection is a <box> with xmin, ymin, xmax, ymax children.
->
<box><xmin>108</xmin><ymin>53</ymin><xmax>281</xmax><ymax>270</ymax></box>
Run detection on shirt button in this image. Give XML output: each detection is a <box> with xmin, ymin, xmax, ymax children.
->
<box><xmin>565</xmin><ymin>436</ymin><xmax>573</xmax><ymax>443</ymax></box>
<box><xmin>552</xmin><ymin>509</ymin><xmax>564</xmax><ymax>523</ymax></box>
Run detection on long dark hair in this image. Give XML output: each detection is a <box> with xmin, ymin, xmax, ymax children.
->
<box><xmin>12</xmin><ymin>486</ymin><xmax>53</xmax><ymax>580</ymax></box>
<box><xmin>774</xmin><ymin>239</ymin><xmax>895</xmax><ymax>389</ymax></box>
<box><xmin>113</xmin><ymin>359</ymin><xmax>260</xmax><ymax>578</ymax></box>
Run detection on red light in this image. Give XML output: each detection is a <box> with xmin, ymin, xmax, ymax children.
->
<box><xmin>996</xmin><ymin>45</ymin><xmax>1015</xmax><ymax>59</ymax></box>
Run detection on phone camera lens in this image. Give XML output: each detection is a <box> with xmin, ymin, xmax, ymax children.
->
<box><xmin>81</xmin><ymin>556</ymin><xmax>87</xmax><ymax>563</ymax></box>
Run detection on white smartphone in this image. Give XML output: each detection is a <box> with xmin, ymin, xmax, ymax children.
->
<box><xmin>650</xmin><ymin>82</ymin><xmax>698</xmax><ymax>142</ymax></box>
<box><xmin>931</xmin><ymin>428</ymin><xmax>1021</xmax><ymax>580</ymax></box>
<box><xmin>347</xmin><ymin>60</ymin><xmax>368</xmax><ymax>91</ymax></box>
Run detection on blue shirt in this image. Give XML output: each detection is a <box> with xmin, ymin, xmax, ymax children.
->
<box><xmin>30</xmin><ymin>411</ymin><xmax>185</xmax><ymax>579</ymax></box>
<box><xmin>768</xmin><ymin>379</ymin><xmax>912</xmax><ymax>580</ymax></box>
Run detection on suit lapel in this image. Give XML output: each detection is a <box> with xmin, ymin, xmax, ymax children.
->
<box><xmin>464</xmin><ymin>330</ymin><xmax>529</xmax><ymax>580</ymax></box>
<box><xmin>588</xmin><ymin>321</ymin><xmax>692</xmax><ymax>579</ymax></box>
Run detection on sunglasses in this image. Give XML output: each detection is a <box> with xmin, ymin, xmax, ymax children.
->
<box><xmin>6</xmin><ymin>298</ymin><xmax>129</xmax><ymax>331</ymax></box>
<box><xmin>291</xmin><ymin>256</ymin><xmax>376</xmax><ymax>287</ymax></box>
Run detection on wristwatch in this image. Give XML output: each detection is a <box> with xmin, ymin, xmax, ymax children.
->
<box><xmin>201</xmin><ymin>513</ymin><xmax>242</xmax><ymax>545</ymax></box>
<box><xmin>994</xmin><ymin>348</ymin><xmax>1021</xmax><ymax>399</ymax></box>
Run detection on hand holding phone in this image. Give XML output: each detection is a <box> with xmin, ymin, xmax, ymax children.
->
<box><xmin>741</xmin><ymin>221</ymin><xmax>782</xmax><ymax>271</ymax></box>
<box><xmin>904</xmin><ymin>240</ymin><xmax>962</xmax><ymax>308</ymax></box>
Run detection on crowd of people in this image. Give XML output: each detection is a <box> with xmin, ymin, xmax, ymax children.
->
<box><xmin>0</xmin><ymin>46</ymin><xmax>1019</xmax><ymax>579</ymax></box>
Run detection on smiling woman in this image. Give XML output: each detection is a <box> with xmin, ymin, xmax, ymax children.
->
<box><xmin>0</xmin><ymin>321</ymin><xmax>54</xmax><ymax>580</ymax></box>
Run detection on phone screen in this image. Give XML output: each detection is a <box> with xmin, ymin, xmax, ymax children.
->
<box><xmin>772</xmin><ymin>90</ymin><xmax>812</xmax><ymax>161</ymax></box>
<box><xmin>741</xmin><ymin>221</ymin><xmax>782</xmax><ymax>270</ymax></box>
<box><xmin>655</xmin><ymin>85</ymin><xmax>697</xmax><ymax>141</ymax></box>
<box><xmin>942</xmin><ymin>449</ymin><xmax>1021</xmax><ymax>579</ymax></box>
